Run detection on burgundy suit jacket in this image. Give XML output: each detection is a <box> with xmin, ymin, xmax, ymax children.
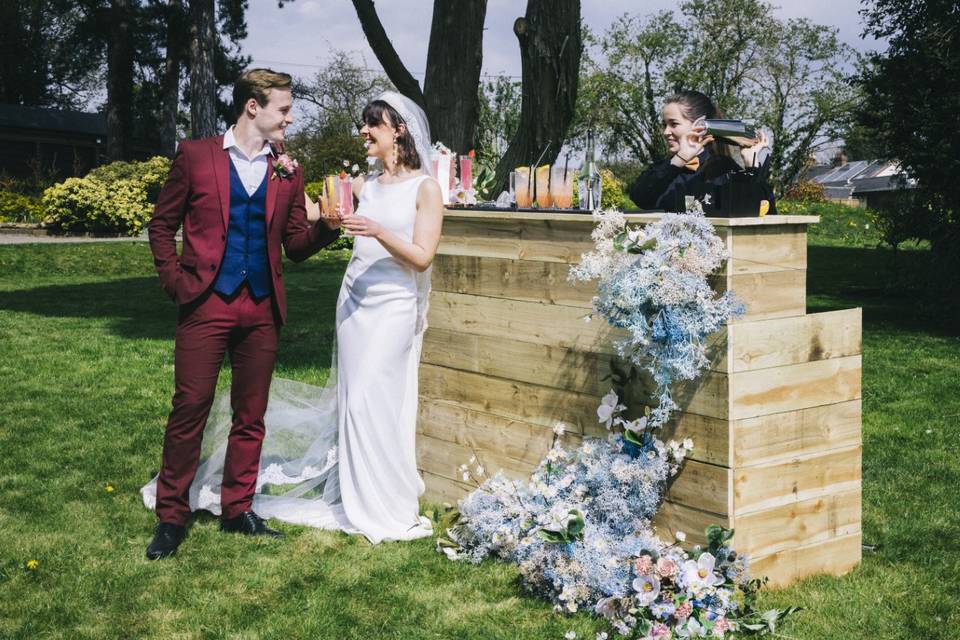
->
<box><xmin>148</xmin><ymin>135</ymin><xmax>340</xmax><ymax>324</ymax></box>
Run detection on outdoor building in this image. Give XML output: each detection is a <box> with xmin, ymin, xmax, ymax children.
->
<box><xmin>0</xmin><ymin>104</ymin><xmax>106</xmax><ymax>182</ymax></box>
<box><xmin>809</xmin><ymin>157</ymin><xmax>915</xmax><ymax>210</ymax></box>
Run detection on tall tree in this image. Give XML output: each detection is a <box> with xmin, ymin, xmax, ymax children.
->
<box><xmin>159</xmin><ymin>0</ymin><xmax>185</xmax><ymax>156</ymax></box>
<box><xmin>106</xmin><ymin>0</ymin><xmax>134</xmax><ymax>160</ymax></box>
<box><xmin>351</xmin><ymin>0</ymin><xmax>488</xmax><ymax>153</ymax></box>
<box><xmin>188</xmin><ymin>0</ymin><xmax>217</xmax><ymax>139</ymax></box>
<box><xmin>492</xmin><ymin>0</ymin><xmax>582</xmax><ymax>192</ymax></box>
<box><xmin>859</xmin><ymin>0</ymin><xmax>960</xmax><ymax>290</ymax></box>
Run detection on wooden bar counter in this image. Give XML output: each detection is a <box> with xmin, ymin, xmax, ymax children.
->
<box><xmin>417</xmin><ymin>209</ymin><xmax>862</xmax><ymax>587</ymax></box>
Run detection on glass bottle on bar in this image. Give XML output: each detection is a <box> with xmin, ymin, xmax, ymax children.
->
<box><xmin>579</xmin><ymin>128</ymin><xmax>602</xmax><ymax>210</ymax></box>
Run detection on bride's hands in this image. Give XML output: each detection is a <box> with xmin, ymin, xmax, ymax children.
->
<box><xmin>340</xmin><ymin>212</ymin><xmax>383</xmax><ymax>238</ymax></box>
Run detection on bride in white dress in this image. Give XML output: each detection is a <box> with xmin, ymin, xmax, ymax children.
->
<box><xmin>142</xmin><ymin>91</ymin><xmax>444</xmax><ymax>543</ymax></box>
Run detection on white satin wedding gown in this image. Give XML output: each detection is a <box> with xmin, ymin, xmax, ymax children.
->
<box><xmin>143</xmin><ymin>173</ymin><xmax>435</xmax><ymax>544</ymax></box>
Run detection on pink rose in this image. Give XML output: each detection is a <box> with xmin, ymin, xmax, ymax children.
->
<box><xmin>633</xmin><ymin>554</ymin><xmax>654</xmax><ymax>575</ymax></box>
<box><xmin>650</xmin><ymin>623</ymin><xmax>671</xmax><ymax>638</ymax></box>
<box><xmin>675</xmin><ymin>601</ymin><xmax>693</xmax><ymax>620</ymax></box>
<box><xmin>656</xmin><ymin>557</ymin><xmax>678</xmax><ymax>579</ymax></box>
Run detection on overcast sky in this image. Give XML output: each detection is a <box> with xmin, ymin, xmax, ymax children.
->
<box><xmin>242</xmin><ymin>0</ymin><xmax>884</xmax><ymax>83</ymax></box>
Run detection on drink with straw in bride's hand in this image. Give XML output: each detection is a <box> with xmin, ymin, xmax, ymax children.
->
<box><xmin>338</xmin><ymin>172</ymin><xmax>353</xmax><ymax>217</ymax></box>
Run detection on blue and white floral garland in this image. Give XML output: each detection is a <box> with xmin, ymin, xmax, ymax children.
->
<box><xmin>438</xmin><ymin>208</ymin><xmax>795</xmax><ymax>639</ymax></box>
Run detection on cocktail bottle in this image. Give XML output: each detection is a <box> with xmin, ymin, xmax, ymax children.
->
<box><xmin>515</xmin><ymin>166</ymin><xmax>532</xmax><ymax>208</ymax></box>
<box><xmin>535</xmin><ymin>164</ymin><xmax>552</xmax><ymax>208</ymax></box>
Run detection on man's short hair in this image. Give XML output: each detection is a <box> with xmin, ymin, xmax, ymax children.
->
<box><xmin>232</xmin><ymin>68</ymin><xmax>293</xmax><ymax>118</ymax></box>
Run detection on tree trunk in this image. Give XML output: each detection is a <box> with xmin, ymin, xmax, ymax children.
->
<box><xmin>106</xmin><ymin>0</ymin><xmax>134</xmax><ymax>161</ymax></box>
<box><xmin>351</xmin><ymin>0</ymin><xmax>425</xmax><ymax>109</ymax></box>
<box><xmin>422</xmin><ymin>0</ymin><xmax>487</xmax><ymax>152</ymax></box>
<box><xmin>160</xmin><ymin>0</ymin><xmax>184</xmax><ymax>156</ymax></box>
<box><xmin>189</xmin><ymin>0</ymin><xmax>217</xmax><ymax>139</ymax></box>
<box><xmin>493</xmin><ymin>0</ymin><xmax>582</xmax><ymax>194</ymax></box>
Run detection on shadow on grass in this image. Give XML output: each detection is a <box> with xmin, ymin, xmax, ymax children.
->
<box><xmin>806</xmin><ymin>244</ymin><xmax>959</xmax><ymax>337</ymax></box>
<box><xmin>0</xmin><ymin>268</ymin><xmax>344</xmax><ymax>371</ymax></box>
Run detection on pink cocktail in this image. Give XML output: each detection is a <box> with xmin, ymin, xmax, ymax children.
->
<box><xmin>459</xmin><ymin>155</ymin><xmax>473</xmax><ymax>191</ymax></box>
<box><xmin>338</xmin><ymin>175</ymin><xmax>353</xmax><ymax>217</ymax></box>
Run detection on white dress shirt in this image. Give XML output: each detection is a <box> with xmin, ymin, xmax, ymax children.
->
<box><xmin>223</xmin><ymin>126</ymin><xmax>272</xmax><ymax>196</ymax></box>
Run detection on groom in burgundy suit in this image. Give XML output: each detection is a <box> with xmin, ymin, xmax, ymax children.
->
<box><xmin>146</xmin><ymin>69</ymin><xmax>340</xmax><ymax>559</ymax></box>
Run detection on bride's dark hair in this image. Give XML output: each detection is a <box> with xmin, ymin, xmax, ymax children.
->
<box><xmin>362</xmin><ymin>100</ymin><xmax>422</xmax><ymax>171</ymax></box>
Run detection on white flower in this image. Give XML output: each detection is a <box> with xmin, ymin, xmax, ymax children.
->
<box><xmin>597</xmin><ymin>390</ymin><xmax>622</xmax><ymax>428</ymax></box>
<box><xmin>676</xmin><ymin>531</ymin><xmax>687</xmax><ymax>542</ymax></box>
<box><xmin>596</xmin><ymin>633</ymin><xmax>609</xmax><ymax>640</ymax></box>
<box><xmin>624</xmin><ymin>415</ymin><xmax>648</xmax><ymax>432</ymax></box>
<box><xmin>351</xmin><ymin>163</ymin><xmax>360</xmax><ymax>174</ymax></box>
<box><xmin>469</xmin><ymin>455</ymin><xmax>477</xmax><ymax>464</ymax></box>
<box><xmin>631</xmin><ymin>575</ymin><xmax>661</xmax><ymax>606</ymax></box>
<box><xmin>475</xmin><ymin>465</ymin><xmax>485</xmax><ymax>476</ymax></box>
<box><xmin>565</xmin><ymin>632</ymin><xmax>577</xmax><ymax>639</ymax></box>
<box><xmin>461</xmin><ymin>472</ymin><xmax>470</xmax><ymax>482</ymax></box>
<box><xmin>442</xmin><ymin>547</ymin><xmax>458</xmax><ymax>560</ymax></box>
<box><xmin>683</xmin><ymin>438</ymin><xmax>694</xmax><ymax>450</ymax></box>
<box><xmin>553</xmin><ymin>422</ymin><xmax>567</xmax><ymax>436</ymax></box>
<box><xmin>681</xmin><ymin>552</ymin><xmax>724</xmax><ymax>592</ymax></box>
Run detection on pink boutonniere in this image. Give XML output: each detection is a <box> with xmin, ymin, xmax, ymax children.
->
<box><xmin>272</xmin><ymin>153</ymin><xmax>298</xmax><ymax>180</ymax></box>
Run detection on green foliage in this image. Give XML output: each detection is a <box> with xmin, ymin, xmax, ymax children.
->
<box><xmin>475</xmin><ymin>77</ymin><xmax>522</xmax><ymax>166</ymax></box>
<box><xmin>783</xmin><ymin>180</ymin><xmax>827</xmax><ymax>203</ymax></box>
<box><xmin>0</xmin><ymin>191</ymin><xmax>43</xmax><ymax>223</ymax></box>
<box><xmin>288</xmin><ymin>133</ymin><xmax>367</xmax><ymax>185</ymax></box>
<box><xmin>858</xmin><ymin>0</ymin><xmax>960</xmax><ymax>292</ymax></box>
<box><xmin>40</xmin><ymin>157</ymin><xmax>171</xmax><ymax>236</ymax></box>
<box><xmin>573</xmin><ymin>169</ymin><xmax>635</xmax><ymax>210</ymax></box>
<box><xmin>780</xmin><ymin>200</ymin><xmax>883</xmax><ymax>247</ymax></box>
<box><xmin>579</xmin><ymin>1</ymin><xmax>857</xmax><ymax>192</ymax></box>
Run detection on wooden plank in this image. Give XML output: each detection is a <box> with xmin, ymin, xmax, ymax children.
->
<box><xmin>653</xmin><ymin>500</ymin><xmax>731</xmax><ymax>548</ymax></box>
<box><xmin>438</xmin><ymin>217</ymin><xmax>595</xmax><ymax>264</ymax></box>
<box><xmin>431</xmin><ymin>254</ymin><xmax>595</xmax><ymax>308</ymax></box>
<box><xmin>427</xmin><ymin>290</ymin><xmax>624</xmax><ymax>355</ymax></box>
<box><xmin>714</xmin><ymin>269</ymin><xmax>807</xmax><ymax>322</ymax></box>
<box><xmin>732</xmin><ymin>400</ymin><xmax>862</xmax><ymax>467</ymax></box>
<box><xmin>418</xmin><ymin>398</ymin><xmax>582</xmax><ymax>470</ymax></box>
<box><xmin>671</xmin><ymin>368</ymin><xmax>731</xmax><ymax>420</ymax></box>
<box><xmin>727</xmin><ymin>309</ymin><xmax>862</xmax><ymax>372</ymax></box>
<box><xmin>659</xmin><ymin>411</ymin><xmax>731</xmax><ymax>467</ymax></box>
<box><xmin>664</xmin><ymin>459</ymin><xmax>732</xmax><ymax>516</ymax></box>
<box><xmin>730</xmin><ymin>355</ymin><xmax>862</xmax><ymax>421</ymax></box>
<box><xmin>749</xmin><ymin>532</ymin><xmax>861</xmax><ymax>588</ymax></box>
<box><xmin>723</xmin><ymin>225</ymin><xmax>807</xmax><ymax>275</ymax></box>
<box><xmin>419</xmin><ymin>363</ymin><xmax>600</xmax><ymax>432</ymax></box>
<box><xmin>421</xmin><ymin>328</ymin><xmax>612</xmax><ymax>397</ymax></box>
<box><xmin>732</xmin><ymin>490</ymin><xmax>861</xmax><ymax>558</ymax></box>
<box><xmin>421</xmin><ymin>470</ymin><xmax>474</xmax><ymax>506</ymax></box>
<box><xmin>416</xmin><ymin>432</ymin><xmax>534</xmax><ymax>484</ymax></box>
<box><xmin>734</xmin><ymin>445</ymin><xmax>862</xmax><ymax>514</ymax></box>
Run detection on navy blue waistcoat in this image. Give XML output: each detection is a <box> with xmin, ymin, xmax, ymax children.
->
<box><xmin>213</xmin><ymin>161</ymin><xmax>272</xmax><ymax>299</ymax></box>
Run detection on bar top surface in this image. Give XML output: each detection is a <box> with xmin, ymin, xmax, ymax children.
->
<box><xmin>443</xmin><ymin>208</ymin><xmax>820</xmax><ymax>227</ymax></box>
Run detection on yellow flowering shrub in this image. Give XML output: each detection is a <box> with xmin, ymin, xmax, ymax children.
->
<box><xmin>0</xmin><ymin>190</ymin><xmax>44</xmax><ymax>222</ymax></box>
<box><xmin>41</xmin><ymin>157</ymin><xmax>171</xmax><ymax>236</ymax></box>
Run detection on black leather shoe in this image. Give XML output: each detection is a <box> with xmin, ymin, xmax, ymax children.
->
<box><xmin>146</xmin><ymin>522</ymin><xmax>186</xmax><ymax>560</ymax></box>
<box><xmin>220</xmin><ymin>511</ymin><xmax>283</xmax><ymax>538</ymax></box>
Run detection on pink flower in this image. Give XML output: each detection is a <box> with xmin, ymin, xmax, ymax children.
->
<box><xmin>634</xmin><ymin>554</ymin><xmax>654</xmax><ymax>575</ymax></box>
<box><xmin>650</xmin><ymin>623</ymin><xmax>671</xmax><ymax>638</ymax></box>
<box><xmin>675</xmin><ymin>601</ymin><xmax>693</xmax><ymax>620</ymax></box>
<box><xmin>272</xmin><ymin>153</ymin><xmax>298</xmax><ymax>179</ymax></box>
<box><xmin>713</xmin><ymin>617</ymin><xmax>730</xmax><ymax>637</ymax></box>
<box><xmin>656</xmin><ymin>557</ymin><xmax>678</xmax><ymax>579</ymax></box>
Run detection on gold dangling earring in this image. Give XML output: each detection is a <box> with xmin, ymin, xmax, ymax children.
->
<box><xmin>392</xmin><ymin>136</ymin><xmax>399</xmax><ymax>172</ymax></box>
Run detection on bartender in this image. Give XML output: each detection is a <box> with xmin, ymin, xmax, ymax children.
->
<box><xmin>629</xmin><ymin>90</ymin><xmax>776</xmax><ymax>214</ymax></box>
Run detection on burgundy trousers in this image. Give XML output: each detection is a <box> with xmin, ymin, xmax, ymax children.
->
<box><xmin>155</xmin><ymin>286</ymin><xmax>279</xmax><ymax>525</ymax></box>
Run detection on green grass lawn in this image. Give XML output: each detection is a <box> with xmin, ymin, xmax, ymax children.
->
<box><xmin>0</xmin><ymin>230</ymin><xmax>958</xmax><ymax>639</ymax></box>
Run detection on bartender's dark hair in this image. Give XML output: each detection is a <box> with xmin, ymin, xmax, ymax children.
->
<box><xmin>664</xmin><ymin>90</ymin><xmax>737</xmax><ymax>173</ymax></box>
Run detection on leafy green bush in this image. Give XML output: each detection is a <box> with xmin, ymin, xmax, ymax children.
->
<box><xmin>0</xmin><ymin>191</ymin><xmax>44</xmax><ymax>223</ymax></box>
<box><xmin>572</xmin><ymin>168</ymin><xmax>635</xmax><ymax>210</ymax></box>
<box><xmin>41</xmin><ymin>157</ymin><xmax>171</xmax><ymax>236</ymax></box>
<box><xmin>783</xmin><ymin>179</ymin><xmax>827</xmax><ymax>203</ymax></box>
<box><xmin>779</xmin><ymin>200</ymin><xmax>884</xmax><ymax>247</ymax></box>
